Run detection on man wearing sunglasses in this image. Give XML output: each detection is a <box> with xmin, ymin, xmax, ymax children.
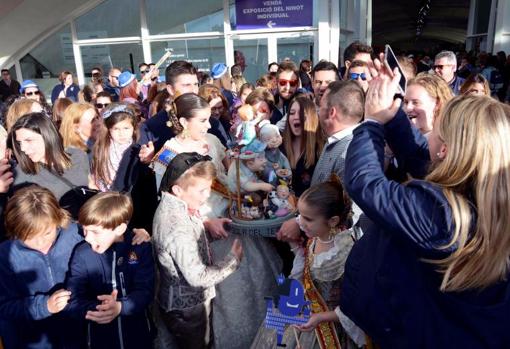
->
<box><xmin>139</xmin><ymin>62</ymin><xmax>159</xmax><ymax>102</ymax></box>
<box><xmin>347</xmin><ymin>60</ymin><xmax>370</xmax><ymax>92</ymax></box>
<box><xmin>274</xmin><ymin>61</ymin><xmax>300</xmax><ymax>123</ymax></box>
<box><xmin>0</xmin><ymin>69</ymin><xmax>21</xmax><ymax>102</ymax></box>
<box><xmin>433</xmin><ymin>50</ymin><xmax>464</xmax><ymax>96</ymax></box>
<box><xmin>104</xmin><ymin>67</ymin><xmax>121</xmax><ymax>102</ymax></box>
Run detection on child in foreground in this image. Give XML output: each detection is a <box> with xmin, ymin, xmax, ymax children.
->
<box><xmin>251</xmin><ymin>179</ymin><xmax>365</xmax><ymax>348</ymax></box>
<box><xmin>66</xmin><ymin>191</ymin><xmax>155</xmax><ymax>349</ymax></box>
<box><xmin>152</xmin><ymin>152</ymin><xmax>243</xmax><ymax>349</ymax></box>
<box><xmin>0</xmin><ymin>185</ymin><xmax>82</xmax><ymax>349</ymax></box>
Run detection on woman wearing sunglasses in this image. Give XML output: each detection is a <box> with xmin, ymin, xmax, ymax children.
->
<box><xmin>19</xmin><ymin>79</ymin><xmax>52</xmax><ymax>115</ymax></box>
<box><xmin>93</xmin><ymin>91</ymin><xmax>113</xmax><ymax>116</ymax></box>
<box><xmin>347</xmin><ymin>60</ymin><xmax>370</xmax><ymax>92</ymax></box>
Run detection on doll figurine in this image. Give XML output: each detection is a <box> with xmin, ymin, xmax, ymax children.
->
<box><xmin>236</xmin><ymin>104</ymin><xmax>262</xmax><ymax>145</ymax></box>
<box><xmin>270</xmin><ymin>184</ymin><xmax>294</xmax><ymax>217</ymax></box>
<box><xmin>227</xmin><ymin>139</ymin><xmax>274</xmax><ymax>195</ymax></box>
<box><xmin>258</xmin><ymin>121</ymin><xmax>291</xmax><ymax>186</ymax></box>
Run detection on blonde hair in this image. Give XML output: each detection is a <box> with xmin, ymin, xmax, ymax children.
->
<box><xmin>283</xmin><ymin>96</ymin><xmax>324</xmax><ymax>169</ymax></box>
<box><xmin>231</xmin><ymin>75</ymin><xmax>247</xmax><ymax>94</ymax></box>
<box><xmin>426</xmin><ymin>95</ymin><xmax>510</xmax><ymax>291</ymax></box>
<box><xmin>5</xmin><ymin>98</ymin><xmax>41</xmax><ymax>131</ymax></box>
<box><xmin>78</xmin><ymin>191</ymin><xmax>133</xmax><ymax>230</ymax></box>
<box><xmin>60</xmin><ymin>102</ymin><xmax>96</xmax><ymax>152</ymax></box>
<box><xmin>5</xmin><ymin>185</ymin><xmax>70</xmax><ymax>241</ymax></box>
<box><xmin>408</xmin><ymin>73</ymin><xmax>454</xmax><ymax>121</ymax></box>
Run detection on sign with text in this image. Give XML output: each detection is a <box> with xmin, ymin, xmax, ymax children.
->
<box><xmin>235</xmin><ymin>0</ymin><xmax>313</xmax><ymax>30</ymax></box>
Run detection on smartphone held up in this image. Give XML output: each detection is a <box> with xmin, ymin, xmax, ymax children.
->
<box><xmin>384</xmin><ymin>44</ymin><xmax>407</xmax><ymax>95</ymax></box>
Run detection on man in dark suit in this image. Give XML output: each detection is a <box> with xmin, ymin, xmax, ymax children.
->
<box><xmin>0</xmin><ymin>69</ymin><xmax>20</xmax><ymax>102</ymax></box>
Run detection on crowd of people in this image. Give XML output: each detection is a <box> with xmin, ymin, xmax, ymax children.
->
<box><xmin>0</xmin><ymin>39</ymin><xmax>510</xmax><ymax>349</ymax></box>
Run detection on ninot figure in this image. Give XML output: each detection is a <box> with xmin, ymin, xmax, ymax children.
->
<box><xmin>264</xmin><ymin>274</ymin><xmax>311</xmax><ymax>347</ymax></box>
<box><xmin>235</xmin><ymin>104</ymin><xmax>262</xmax><ymax>145</ymax></box>
<box><xmin>258</xmin><ymin>120</ymin><xmax>291</xmax><ymax>185</ymax></box>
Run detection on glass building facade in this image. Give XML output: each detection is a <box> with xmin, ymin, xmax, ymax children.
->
<box><xmin>6</xmin><ymin>0</ymin><xmax>371</xmax><ymax>99</ymax></box>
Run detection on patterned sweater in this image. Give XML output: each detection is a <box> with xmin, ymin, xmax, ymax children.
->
<box><xmin>152</xmin><ymin>192</ymin><xmax>240</xmax><ymax>311</ymax></box>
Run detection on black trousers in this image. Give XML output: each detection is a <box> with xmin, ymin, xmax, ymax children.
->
<box><xmin>160</xmin><ymin>300</ymin><xmax>212</xmax><ymax>349</ymax></box>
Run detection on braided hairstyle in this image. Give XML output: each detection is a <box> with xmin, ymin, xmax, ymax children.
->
<box><xmin>166</xmin><ymin>93</ymin><xmax>210</xmax><ymax>135</ymax></box>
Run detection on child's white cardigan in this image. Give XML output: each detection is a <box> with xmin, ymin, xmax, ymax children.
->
<box><xmin>152</xmin><ymin>192</ymin><xmax>240</xmax><ymax>311</ymax></box>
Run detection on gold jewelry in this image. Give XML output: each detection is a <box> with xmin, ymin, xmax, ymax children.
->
<box><xmin>182</xmin><ymin>127</ymin><xmax>189</xmax><ymax>138</ymax></box>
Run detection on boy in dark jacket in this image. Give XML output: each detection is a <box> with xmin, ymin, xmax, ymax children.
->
<box><xmin>66</xmin><ymin>192</ymin><xmax>155</xmax><ymax>349</ymax></box>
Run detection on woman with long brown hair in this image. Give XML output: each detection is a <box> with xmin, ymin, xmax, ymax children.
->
<box><xmin>282</xmin><ymin>95</ymin><xmax>324</xmax><ymax>196</ymax></box>
<box><xmin>10</xmin><ymin>112</ymin><xmax>89</xmax><ymax>200</ymax></box>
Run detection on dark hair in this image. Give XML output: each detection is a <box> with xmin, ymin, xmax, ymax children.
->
<box><xmin>231</xmin><ymin>64</ymin><xmax>243</xmax><ymax>77</ymax></box>
<box><xmin>326</xmin><ymin>80</ymin><xmax>364</xmax><ymax>121</ymax></box>
<box><xmin>343</xmin><ymin>41</ymin><xmax>373</xmax><ymax>64</ymax></box>
<box><xmin>91</xmin><ymin>103</ymin><xmax>139</xmax><ymax>185</ymax></box>
<box><xmin>9</xmin><ymin>112</ymin><xmax>71</xmax><ymax>175</ymax></box>
<box><xmin>1</xmin><ymin>69</ymin><xmax>9</xmax><ymax>74</ymax></box>
<box><xmin>268</xmin><ymin>62</ymin><xmax>279</xmax><ymax>71</ymax></box>
<box><xmin>96</xmin><ymin>91</ymin><xmax>112</xmax><ymax>100</ymax></box>
<box><xmin>150</xmin><ymin>90</ymin><xmax>170</xmax><ymax>116</ymax></box>
<box><xmin>198</xmin><ymin>72</ymin><xmax>212</xmax><ymax>86</ymax></box>
<box><xmin>160</xmin><ymin>159</ymin><xmax>216</xmax><ymax>192</ymax></box>
<box><xmin>299</xmin><ymin>178</ymin><xmax>351</xmax><ymax>226</ymax></box>
<box><xmin>81</xmin><ymin>85</ymin><xmax>94</xmax><ymax>103</ymax></box>
<box><xmin>52</xmin><ymin>98</ymin><xmax>73</xmax><ymax>129</ymax></box>
<box><xmin>240</xmin><ymin>83</ymin><xmax>255</xmax><ymax>96</ymax></box>
<box><xmin>138</xmin><ymin>62</ymin><xmax>148</xmax><ymax>69</ymax></box>
<box><xmin>300</xmin><ymin>59</ymin><xmax>312</xmax><ymax>72</ymax></box>
<box><xmin>91</xmin><ymin>66</ymin><xmax>103</xmax><ymax>75</ymax></box>
<box><xmin>165</xmin><ymin>61</ymin><xmax>197</xmax><ymax>86</ymax></box>
<box><xmin>311</xmin><ymin>60</ymin><xmax>339</xmax><ymax>79</ymax></box>
<box><xmin>167</xmin><ymin>93</ymin><xmax>210</xmax><ymax>134</ymax></box>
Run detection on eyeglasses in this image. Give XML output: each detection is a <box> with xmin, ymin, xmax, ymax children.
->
<box><xmin>25</xmin><ymin>91</ymin><xmax>40</xmax><ymax>96</ymax></box>
<box><xmin>433</xmin><ymin>64</ymin><xmax>453</xmax><ymax>70</ymax></box>
<box><xmin>349</xmin><ymin>72</ymin><xmax>367</xmax><ymax>81</ymax></box>
<box><xmin>95</xmin><ymin>103</ymin><xmax>110</xmax><ymax>109</ymax></box>
<box><xmin>278</xmin><ymin>79</ymin><xmax>299</xmax><ymax>87</ymax></box>
<box><xmin>141</xmin><ymin>69</ymin><xmax>150</xmax><ymax>74</ymax></box>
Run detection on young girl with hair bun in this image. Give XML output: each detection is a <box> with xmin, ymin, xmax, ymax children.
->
<box><xmin>151</xmin><ymin>92</ymin><xmax>230</xmax><ymax>208</ymax></box>
<box><xmin>251</xmin><ymin>178</ymin><xmax>365</xmax><ymax>348</ymax></box>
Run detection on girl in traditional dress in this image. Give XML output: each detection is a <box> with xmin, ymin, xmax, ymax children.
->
<box><xmin>251</xmin><ymin>178</ymin><xmax>365</xmax><ymax>348</ymax></box>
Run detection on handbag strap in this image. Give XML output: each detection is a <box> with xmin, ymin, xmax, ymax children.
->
<box><xmin>45</xmin><ymin>167</ymin><xmax>81</xmax><ymax>192</ymax></box>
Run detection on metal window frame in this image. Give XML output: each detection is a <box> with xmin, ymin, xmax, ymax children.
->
<box><xmin>4</xmin><ymin>0</ymin><xmax>365</xmax><ymax>84</ymax></box>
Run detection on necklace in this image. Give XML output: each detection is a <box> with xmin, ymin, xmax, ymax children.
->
<box><xmin>317</xmin><ymin>236</ymin><xmax>334</xmax><ymax>244</ymax></box>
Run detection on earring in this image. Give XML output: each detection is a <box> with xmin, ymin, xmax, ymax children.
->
<box><xmin>182</xmin><ymin>127</ymin><xmax>189</xmax><ymax>138</ymax></box>
<box><xmin>436</xmin><ymin>152</ymin><xmax>443</xmax><ymax>159</ymax></box>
